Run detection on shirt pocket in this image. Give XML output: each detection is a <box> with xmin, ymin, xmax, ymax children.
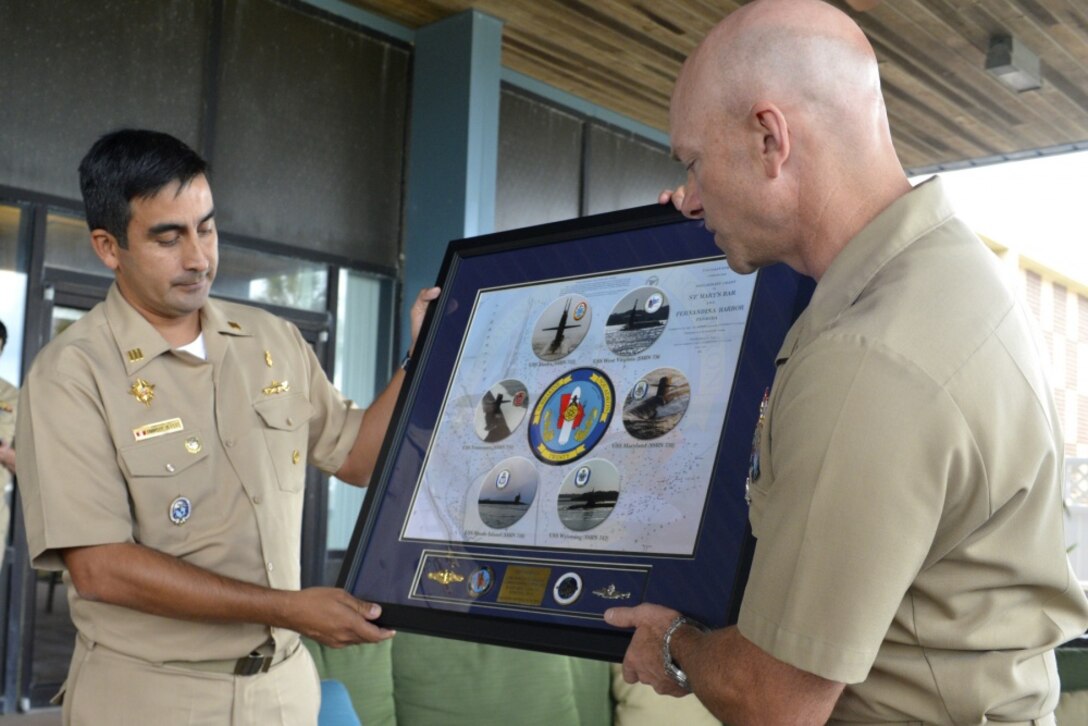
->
<box><xmin>253</xmin><ymin>393</ymin><xmax>314</xmax><ymax>492</ymax></box>
<box><xmin>119</xmin><ymin>431</ymin><xmax>210</xmax><ymax>549</ymax></box>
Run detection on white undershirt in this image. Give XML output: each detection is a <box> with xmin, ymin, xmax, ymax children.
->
<box><xmin>176</xmin><ymin>332</ymin><xmax>207</xmax><ymax>360</ymax></box>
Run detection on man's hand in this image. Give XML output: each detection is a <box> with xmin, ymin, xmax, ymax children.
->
<box><xmin>62</xmin><ymin>544</ymin><xmax>397</xmax><ymax>649</ymax></box>
<box><xmin>607</xmin><ymin>601</ymin><xmax>845</xmax><ymax>724</ymax></box>
<box><xmin>605</xmin><ymin>602</ymin><xmax>690</xmax><ymax>697</ymax></box>
<box><xmin>658</xmin><ymin>187</ymin><xmax>685</xmax><ymax>210</ymax></box>
<box><xmin>408</xmin><ymin>287</ymin><xmax>441</xmax><ymax>356</ymax></box>
<box><xmin>283</xmin><ymin>587</ymin><xmax>394</xmax><ymax>648</ymax></box>
<box><xmin>659</xmin><ymin>186</ymin><xmax>703</xmax><ymax>219</ymax></box>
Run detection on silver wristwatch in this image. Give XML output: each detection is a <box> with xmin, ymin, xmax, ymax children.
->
<box><xmin>662</xmin><ymin>615</ymin><xmax>709</xmax><ymax>691</ymax></box>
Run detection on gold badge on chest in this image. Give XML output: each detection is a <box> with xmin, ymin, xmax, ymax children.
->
<box><xmin>129</xmin><ymin>378</ymin><xmax>156</xmax><ymax>407</ymax></box>
<box><xmin>262</xmin><ymin>380</ymin><xmax>290</xmax><ymax>396</ymax></box>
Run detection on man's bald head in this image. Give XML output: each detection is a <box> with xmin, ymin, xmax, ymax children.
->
<box><xmin>675</xmin><ymin>0</ymin><xmax>884</xmax><ymax>147</ymax></box>
<box><xmin>669</xmin><ymin>0</ymin><xmax>908</xmax><ymax>279</ymax></box>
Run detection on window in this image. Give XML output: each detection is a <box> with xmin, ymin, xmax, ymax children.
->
<box><xmin>327</xmin><ymin>268</ymin><xmax>393</xmax><ymax>552</ymax></box>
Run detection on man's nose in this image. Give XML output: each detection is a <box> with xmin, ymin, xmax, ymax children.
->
<box><xmin>181</xmin><ymin>234</ymin><xmax>210</xmax><ymax>271</ymax></box>
<box><xmin>681</xmin><ymin>187</ymin><xmax>704</xmax><ymax>219</ymax></box>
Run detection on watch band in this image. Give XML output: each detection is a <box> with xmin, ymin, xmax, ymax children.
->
<box><xmin>399</xmin><ymin>350</ymin><xmax>412</xmax><ymax>371</ymax></box>
<box><xmin>661</xmin><ymin>615</ymin><xmax>710</xmax><ymax>692</ymax></box>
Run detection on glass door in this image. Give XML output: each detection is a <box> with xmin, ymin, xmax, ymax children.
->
<box><xmin>0</xmin><ymin>201</ymin><xmax>29</xmax><ymax>713</ymax></box>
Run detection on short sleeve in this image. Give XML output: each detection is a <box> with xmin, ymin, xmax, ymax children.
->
<box><xmin>290</xmin><ymin>323</ymin><xmax>364</xmax><ymax>475</ymax></box>
<box><xmin>17</xmin><ymin>360</ymin><xmax>135</xmax><ymax>570</ymax></box>
<box><xmin>738</xmin><ymin>335</ymin><xmax>979</xmax><ymax>683</ymax></box>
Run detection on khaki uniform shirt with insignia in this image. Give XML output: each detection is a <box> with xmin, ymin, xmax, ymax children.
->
<box><xmin>738</xmin><ymin>178</ymin><xmax>1088</xmax><ymax>724</ymax></box>
<box><xmin>0</xmin><ymin>376</ymin><xmax>16</xmax><ymax>558</ymax></box>
<box><xmin>17</xmin><ymin>284</ymin><xmax>364</xmax><ymax>663</ymax></box>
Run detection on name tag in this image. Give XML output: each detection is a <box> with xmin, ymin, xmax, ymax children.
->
<box><xmin>133</xmin><ymin>418</ymin><xmax>184</xmax><ymax>442</ymax></box>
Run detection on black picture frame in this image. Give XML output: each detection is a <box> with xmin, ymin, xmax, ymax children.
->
<box><xmin>339</xmin><ymin>204</ymin><xmax>813</xmax><ymax>661</ymax></box>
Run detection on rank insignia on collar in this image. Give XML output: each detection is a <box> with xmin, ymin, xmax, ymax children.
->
<box><xmin>0</xmin><ymin>402</ymin><xmax>12</xmax><ymax>413</ymax></box>
<box><xmin>129</xmin><ymin>378</ymin><xmax>156</xmax><ymax>407</ymax></box>
<box><xmin>228</xmin><ymin>321</ymin><xmax>242</xmax><ymax>331</ymax></box>
<box><xmin>264</xmin><ymin>351</ymin><xmax>274</xmax><ymax>367</ymax></box>
<box><xmin>127</xmin><ymin>348</ymin><xmax>144</xmax><ymax>362</ymax></box>
<box><xmin>262</xmin><ymin>380</ymin><xmax>290</xmax><ymax>396</ymax></box>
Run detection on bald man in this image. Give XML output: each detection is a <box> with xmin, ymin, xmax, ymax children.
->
<box><xmin>605</xmin><ymin>1</ymin><xmax>1088</xmax><ymax>724</ymax></box>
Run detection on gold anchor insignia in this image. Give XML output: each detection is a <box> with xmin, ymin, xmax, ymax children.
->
<box><xmin>129</xmin><ymin>378</ymin><xmax>155</xmax><ymax>407</ymax></box>
<box><xmin>427</xmin><ymin>570</ymin><xmax>465</xmax><ymax>586</ymax></box>
<box><xmin>127</xmin><ymin>348</ymin><xmax>144</xmax><ymax>362</ymax></box>
<box><xmin>262</xmin><ymin>380</ymin><xmax>290</xmax><ymax>395</ymax></box>
<box><xmin>264</xmin><ymin>350</ymin><xmax>273</xmax><ymax>367</ymax></box>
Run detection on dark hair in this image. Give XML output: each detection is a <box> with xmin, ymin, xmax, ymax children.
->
<box><xmin>0</xmin><ymin>320</ymin><xmax>6</xmax><ymax>350</ymax></box>
<box><xmin>78</xmin><ymin>129</ymin><xmax>208</xmax><ymax>248</ymax></box>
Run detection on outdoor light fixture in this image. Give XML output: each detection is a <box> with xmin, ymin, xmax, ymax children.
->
<box><xmin>985</xmin><ymin>34</ymin><xmax>1042</xmax><ymax>92</ymax></box>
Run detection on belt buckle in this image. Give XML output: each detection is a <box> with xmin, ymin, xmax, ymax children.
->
<box><xmin>233</xmin><ymin>651</ymin><xmax>272</xmax><ymax>676</ymax></box>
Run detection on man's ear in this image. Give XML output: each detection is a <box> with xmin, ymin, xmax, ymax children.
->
<box><xmin>752</xmin><ymin>102</ymin><xmax>790</xmax><ymax>179</ymax></box>
<box><xmin>90</xmin><ymin>229</ymin><xmax>122</xmax><ymax>272</ymax></box>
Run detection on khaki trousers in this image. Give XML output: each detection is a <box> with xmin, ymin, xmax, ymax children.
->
<box><xmin>62</xmin><ymin>635</ymin><xmax>320</xmax><ymax>726</ymax></box>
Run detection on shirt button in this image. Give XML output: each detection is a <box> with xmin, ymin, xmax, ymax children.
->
<box><xmin>165</xmin><ymin>463</ymin><xmax>176</xmax><ymax>473</ymax></box>
<box><xmin>252</xmin><ymin>495</ymin><xmax>262</xmax><ymax>505</ymax></box>
<box><xmin>267</xmin><ymin>562</ymin><xmax>275</xmax><ymax>572</ymax></box>
<box><xmin>225</xmin><ymin>439</ymin><xmax>235</xmax><ymax>448</ymax></box>
<box><xmin>286</xmin><ymin>417</ymin><xmax>294</xmax><ymax>426</ymax></box>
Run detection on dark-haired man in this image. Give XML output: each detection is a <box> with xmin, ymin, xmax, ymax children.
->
<box><xmin>605</xmin><ymin>0</ymin><xmax>1088</xmax><ymax>724</ymax></box>
<box><xmin>17</xmin><ymin>129</ymin><xmax>438</xmax><ymax>725</ymax></box>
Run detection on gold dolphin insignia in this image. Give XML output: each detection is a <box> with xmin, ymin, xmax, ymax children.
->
<box><xmin>262</xmin><ymin>380</ymin><xmax>290</xmax><ymax>396</ymax></box>
<box><xmin>427</xmin><ymin>570</ymin><xmax>465</xmax><ymax>586</ymax></box>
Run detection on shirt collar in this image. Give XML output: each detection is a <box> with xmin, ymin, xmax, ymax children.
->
<box><xmin>104</xmin><ymin>284</ymin><xmax>173</xmax><ymax>376</ymax></box>
<box><xmin>778</xmin><ymin>176</ymin><xmax>956</xmax><ymax>362</ymax></box>
<box><xmin>103</xmin><ymin>283</ymin><xmax>252</xmax><ymax>375</ymax></box>
<box><xmin>199</xmin><ymin>296</ymin><xmax>253</xmax><ymax>340</ymax></box>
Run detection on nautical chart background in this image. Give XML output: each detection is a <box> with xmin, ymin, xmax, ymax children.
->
<box><xmin>401</xmin><ymin>257</ymin><xmax>756</xmax><ymax>555</ymax></box>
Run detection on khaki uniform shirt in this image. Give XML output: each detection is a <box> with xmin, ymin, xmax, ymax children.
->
<box><xmin>0</xmin><ymin>375</ymin><xmax>16</xmax><ymax>556</ymax></box>
<box><xmin>738</xmin><ymin>178</ymin><xmax>1088</xmax><ymax>724</ymax></box>
<box><xmin>17</xmin><ymin>284</ymin><xmax>364</xmax><ymax>663</ymax></box>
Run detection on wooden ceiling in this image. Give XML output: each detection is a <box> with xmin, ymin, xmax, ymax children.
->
<box><xmin>345</xmin><ymin>0</ymin><xmax>1088</xmax><ymax>171</ymax></box>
